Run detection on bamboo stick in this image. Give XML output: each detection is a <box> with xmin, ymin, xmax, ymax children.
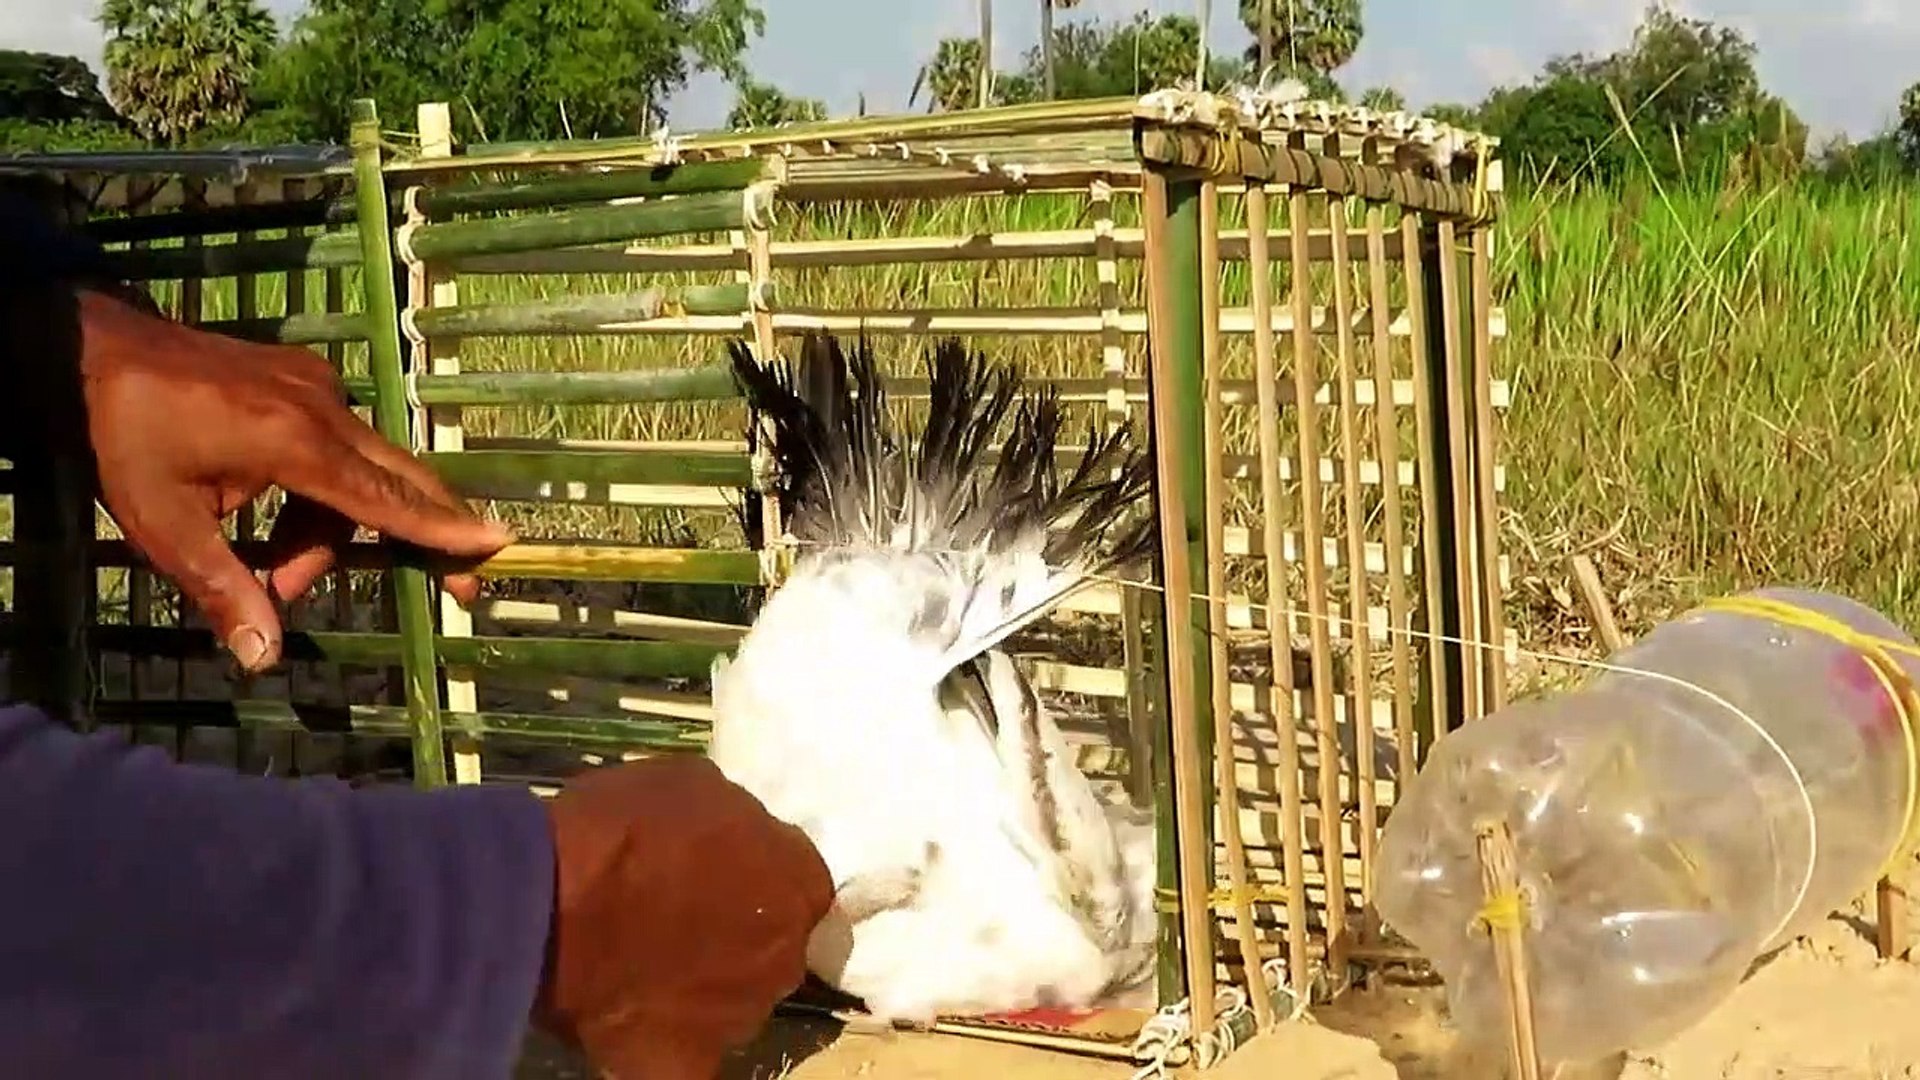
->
<box><xmin>405</xmin><ymin>186</ymin><xmax>768</xmax><ymax>262</ymax></box>
<box><xmin>1403</xmin><ymin>216</ymin><xmax>1457</xmax><ymax>759</ymax></box>
<box><xmin>1245</xmin><ymin>181</ymin><xmax>1313</xmax><ymax>1001</ymax></box>
<box><xmin>415</xmin><ymin>156</ymin><xmax>777</xmax><ymax>218</ymax></box>
<box><xmin>44</xmin><ymin>623</ymin><xmax>728</xmax><ymax>680</ymax></box>
<box><xmin>477</xmin><ymin>598</ymin><xmax>746</xmax><ymax>647</ymax></box>
<box><xmin>407</xmin><ymin>283</ymin><xmax>765</xmax><ymax>339</ymax></box>
<box><xmin>231</xmin><ymin>181</ymin><xmax>263</xmax><ymax>765</ymax></box>
<box><xmin>87</xmin><ymin>195</ymin><xmax>351</xmax><ymax>245</ymax></box>
<box><xmin>1134</xmin><ymin>128</ymin><xmax>1487</xmax><ymax>220</ymax></box>
<box><xmin>277</xmin><ymin>176</ymin><xmax>319</xmax><ymax>740</ymax></box>
<box><xmin>419</xmin><ymin>447</ymin><xmax>751</xmax><ymax>489</ymax></box>
<box><xmin>443</xmin><ymin>225</ymin><xmax>1404</xmax><ymax>276</ymax></box>
<box><xmin>202</xmin><ymin>309</ymin><xmax>370</xmax><ymax>344</ymax></box>
<box><xmin>1140</xmin><ymin>166</ymin><xmax>1219</xmax><ymax>1034</ymax></box>
<box><xmin>1199</xmin><ymin>180</ymin><xmax>1275</xmax><ymax>1032</ymax></box>
<box><xmin>1360</xmin><ymin>141</ymin><xmax>1418</xmax><ymax>792</ymax></box>
<box><xmin>98</xmin><ymin>184</ymin><xmax>768</xmax><ymax>281</ymax></box>
<box><xmin>80</xmin><ymin>699</ymin><xmax>712</xmax><ymax>750</ymax></box>
<box><xmin>203</xmin><ymin>302</ymin><xmax>1509</xmax><ymax>346</ymax></box>
<box><xmin>1475</xmin><ymin>822</ymin><xmax>1544</xmax><ymax>1080</ymax></box>
<box><xmin>1288</xmin><ymin>161</ymin><xmax>1351</xmax><ymax>978</ymax></box>
<box><xmin>1091</xmin><ymin>177</ymin><xmax>1154</xmax><ymax>807</ymax></box>
<box><xmin>410</xmin><ymin>102</ymin><xmax>486</xmax><ymax>787</ymax></box>
<box><xmin>6</xmin><ymin>539</ymin><xmax>764</xmax><ymax>586</ymax></box>
<box><xmin>349</xmin><ymin>97</ymin><xmax>449</xmax><ymax>789</ymax></box>
<box><xmin>9</xmin><ymin>189</ymin><xmax>96</xmax><ymax>729</ymax></box>
<box><xmin>106</xmin><ymin>229</ymin><xmax>362</xmax><ymax>280</ymax></box>
<box><xmin>1567</xmin><ymin>554</ymin><xmax>1625</xmax><ymax>654</ymax></box>
<box><xmin>125</xmin><ymin>218</ymin><xmax>156</xmax><ymax>710</ymax></box>
<box><xmin>734</xmin><ymin>203</ymin><xmax>783</xmax><ymax>582</ymax></box>
<box><xmin>1323</xmin><ymin>164</ymin><xmax>1379</xmax><ymax>930</ymax></box>
<box><xmin>338</xmin><ymin>365</ymin><xmax>745</xmax><ymax>407</ymax></box>
<box><xmin>1434</xmin><ymin>219</ymin><xmax>1484</xmax><ymax>720</ymax></box>
<box><xmin>319</xmin><ymin>195</ymin><xmax>356</xmax><ymax>712</ymax></box>
<box><xmin>79</xmin><ymin>156</ymin><xmax>776</xmax><ymax>245</ymax></box>
<box><xmin>420</xmin><ymin>97</ymin><xmax>1142</xmax><ymax>172</ymax></box>
<box><xmin>1469</xmin><ymin>225</ymin><xmax>1509</xmax><ymax>709</ymax></box>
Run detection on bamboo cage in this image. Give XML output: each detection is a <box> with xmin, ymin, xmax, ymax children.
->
<box><xmin>0</xmin><ymin>88</ymin><xmax>1509</xmax><ymax>1070</ymax></box>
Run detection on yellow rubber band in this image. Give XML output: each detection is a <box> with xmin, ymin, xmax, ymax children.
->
<box><xmin>1699</xmin><ymin>595</ymin><xmax>1920</xmax><ymax>879</ymax></box>
<box><xmin>1474</xmin><ymin>889</ymin><xmax>1527</xmax><ymax>933</ymax></box>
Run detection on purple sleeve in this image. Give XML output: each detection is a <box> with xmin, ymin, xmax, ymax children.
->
<box><xmin>0</xmin><ymin>704</ymin><xmax>556</xmax><ymax>1079</ymax></box>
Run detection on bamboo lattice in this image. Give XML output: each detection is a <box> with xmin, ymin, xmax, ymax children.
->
<box><xmin>0</xmin><ymin>89</ymin><xmax>1507</xmax><ymax>1064</ymax></box>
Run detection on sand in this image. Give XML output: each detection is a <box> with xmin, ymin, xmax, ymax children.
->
<box><xmin>510</xmin><ymin>898</ymin><xmax>1920</xmax><ymax>1080</ymax></box>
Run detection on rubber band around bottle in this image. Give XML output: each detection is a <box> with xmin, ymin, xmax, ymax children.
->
<box><xmin>1699</xmin><ymin>594</ymin><xmax>1920</xmax><ymax>883</ymax></box>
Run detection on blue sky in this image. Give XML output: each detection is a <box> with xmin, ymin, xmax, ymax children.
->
<box><xmin>10</xmin><ymin>0</ymin><xmax>1918</xmax><ymax>142</ymax></box>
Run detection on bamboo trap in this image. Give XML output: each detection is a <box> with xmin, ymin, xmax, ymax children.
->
<box><xmin>3</xmin><ymin>88</ymin><xmax>1510</xmax><ymax>1062</ymax></box>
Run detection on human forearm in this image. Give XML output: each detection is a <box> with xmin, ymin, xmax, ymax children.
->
<box><xmin>0</xmin><ymin>706</ymin><xmax>554</xmax><ymax>1079</ymax></box>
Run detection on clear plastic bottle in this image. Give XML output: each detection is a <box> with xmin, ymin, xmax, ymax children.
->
<box><xmin>1372</xmin><ymin>587</ymin><xmax>1916</xmax><ymax>1064</ymax></box>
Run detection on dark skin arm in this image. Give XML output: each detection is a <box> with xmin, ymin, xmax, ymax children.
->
<box><xmin>1</xmin><ymin>195</ymin><xmax>833</xmax><ymax>1076</ymax></box>
<box><xmin>73</xmin><ymin>286</ymin><xmax>514</xmax><ymax>670</ymax></box>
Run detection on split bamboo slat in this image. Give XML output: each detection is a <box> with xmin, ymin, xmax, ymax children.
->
<box><xmin>0</xmin><ymin>89</ymin><xmax>1508</xmax><ymax>1052</ymax></box>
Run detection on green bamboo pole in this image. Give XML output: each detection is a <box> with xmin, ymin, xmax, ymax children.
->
<box><xmin>1139</xmin><ymin>166</ymin><xmax>1220</xmax><ymax>1020</ymax></box>
<box><xmin>1155</xmin><ymin>172</ymin><xmax>1220</xmax><ymax>1019</ymax></box>
<box><xmin>105</xmin><ymin>229</ymin><xmax>362</xmax><ymax>280</ymax></box>
<box><xmin>200</xmin><ymin>310</ymin><xmax>370</xmax><ymax>345</ymax></box>
<box><xmin>85</xmin><ymin>157</ymin><xmax>771</xmax><ymax>245</ymax></box>
<box><xmin>83</xmin><ymin>700</ymin><xmax>714</xmax><ymax>751</ymax></box>
<box><xmin>404</xmin><ymin>188</ymin><xmax>763</xmax><ymax>262</ymax></box>
<box><xmin>55</xmin><ymin>623</ymin><xmax>728</xmax><ymax>680</ymax></box>
<box><xmin>0</xmin><ymin>540</ymin><xmax>764</xmax><ymax>586</ymax></box>
<box><xmin>421</xmin><ymin>447</ymin><xmax>754</xmax><ymax>490</ymax></box>
<box><xmin>408</xmin><ymin>282</ymin><xmax>767</xmax><ymax>338</ymax></box>
<box><xmin>439</xmin><ymin>95</ymin><xmax>1139</xmax><ymax>169</ymax></box>
<box><xmin>88</xmin><ymin>195</ymin><xmax>353</xmax><ymax>245</ymax></box>
<box><xmin>205</xmin><ymin>282</ymin><xmax>764</xmax><ymax>345</ymax></box>
<box><xmin>339</xmin><ymin>365</ymin><xmax>744</xmax><ymax>407</ymax></box>
<box><xmin>102</xmin><ymin>185</ymin><xmax>765</xmax><ymax>283</ymax></box>
<box><xmin>415</xmin><ymin>157</ymin><xmax>774</xmax><ymax>217</ymax></box>
<box><xmin>1134</xmin><ymin>127</ymin><xmax>1492</xmax><ymax>220</ymax></box>
<box><xmin>350</xmin><ymin>97</ymin><xmax>450</xmax><ymax>789</ymax></box>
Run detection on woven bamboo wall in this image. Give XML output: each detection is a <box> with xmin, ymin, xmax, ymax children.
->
<box><xmin>0</xmin><ymin>92</ymin><xmax>1509</xmax><ymax>1040</ymax></box>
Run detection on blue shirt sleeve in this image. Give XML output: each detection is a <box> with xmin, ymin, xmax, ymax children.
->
<box><xmin>0</xmin><ymin>704</ymin><xmax>556</xmax><ymax>1079</ymax></box>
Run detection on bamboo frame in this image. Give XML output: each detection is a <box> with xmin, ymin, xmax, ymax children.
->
<box><xmin>349</xmin><ymin>98</ymin><xmax>450</xmax><ymax>788</ymax></box>
<box><xmin>1285</xmin><ymin>133</ymin><xmax>1350</xmax><ymax>981</ymax></box>
<box><xmin>412</xmin><ymin>102</ymin><xmax>484</xmax><ymax>786</ymax></box>
<box><xmin>1139</xmin><ymin>166</ymin><xmax>1219</xmax><ymax>1036</ymax></box>
<box><xmin>1245</xmin><ymin>180</ymin><xmax>1313</xmax><ymax>1004</ymax></box>
<box><xmin>6</xmin><ymin>89</ymin><xmax>1511</xmax><ymax>1065</ymax></box>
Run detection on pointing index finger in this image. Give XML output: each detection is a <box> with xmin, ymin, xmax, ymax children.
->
<box><xmin>270</xmin><ymin>424</ymin><xmax>515</xmax><ymax>560</ymax></box>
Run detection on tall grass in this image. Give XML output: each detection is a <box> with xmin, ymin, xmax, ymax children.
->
<box><xmin>1497</xmin><ymin>178</ymin><xmax>1920</xmax><ymax>644</ymax></box>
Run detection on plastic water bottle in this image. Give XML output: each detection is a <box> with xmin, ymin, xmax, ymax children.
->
<box><xmin>1372</xmin><ymin>586</ymin><xmax>1918</xmax><ymax>1063</ymax></box>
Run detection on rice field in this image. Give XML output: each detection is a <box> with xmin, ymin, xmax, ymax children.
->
<box><xmin>70</xmin><ymin>171</ymin><xmax>1920</xmax><ymax>664</ymax></box>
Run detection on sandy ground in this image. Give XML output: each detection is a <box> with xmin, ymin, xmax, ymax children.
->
<box><xmin>509</xmin><ymin>896</ymin><xmax>1920</xmax><ymax>1080</ymax></box>
<box><xmin>61</xmin><ymin>582</ymin><xmax>1920</xmax><ymax>1079</ymax></box>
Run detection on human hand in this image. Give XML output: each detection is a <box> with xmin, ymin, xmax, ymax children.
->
<box><xmin>73</xmin><ymin>287</ymin><xmax>514</xmax><ymax>672</ymax></box>
<box><xmin>537</xmin><ymin>755</ymin><xmax>834</xmax><ymax>1080</ymax></box>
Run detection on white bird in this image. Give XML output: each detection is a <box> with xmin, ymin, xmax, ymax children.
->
<box><xmin>709</xmin><ymin>333</ymin><xmax>1162</xmax><ymax>1023</ymax></box>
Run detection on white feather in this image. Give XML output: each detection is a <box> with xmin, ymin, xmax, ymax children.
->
<box><xmin>709</xmin><ymin>335</ymin><xmax>1160</xmax><ymax>1020</ymax></box>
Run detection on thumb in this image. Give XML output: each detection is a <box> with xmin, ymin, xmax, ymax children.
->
<box><xmin>117</xmin><ymin>492</ymin><xmax>285</xmax><ymax>672</ymax></box>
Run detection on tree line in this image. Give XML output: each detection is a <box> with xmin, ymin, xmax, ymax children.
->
<box><xmin>2</xmin><ymin>0</ymin><xmax>1916</xmax><ymax>188</ymax></box>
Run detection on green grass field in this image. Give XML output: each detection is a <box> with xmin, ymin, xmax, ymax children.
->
<box><xmin>103</xmin><ymin>172</ymin><xmax>1920</xmax><ymax>664</ymax></box>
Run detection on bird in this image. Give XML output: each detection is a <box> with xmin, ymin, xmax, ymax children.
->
<box><xmin>708</xmin><ymin>332</ymin><xmax>1163</xmax><ymax>1023</ymax></box>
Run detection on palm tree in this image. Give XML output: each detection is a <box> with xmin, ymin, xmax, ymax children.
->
<box><xmin>1038</xmin><ymin>0</ymin><xmax>1082</xmax><ymax>100</ymax></box>
<box><xmin>978</xmin><ymin>0</ymin><xmax>994</xmax><ymax>108</ymax></box>
<box><xmin>99</xmin><ymin>0</ymin><xmax>278</xmax><ymax>144</ymax></box>
<box><xmin>911</xmin><ymin>38</ymin><xmax>988</xmax><ymax>113</ymax></box>
<box><xmin>1237</xmin><ymin>0</ymin><xmax>1362</xmax><ymax>77</ymax></box>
